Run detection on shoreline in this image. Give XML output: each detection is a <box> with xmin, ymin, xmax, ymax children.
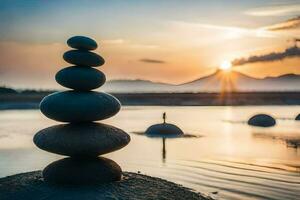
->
<box><xmin>1</xmin><ymin>92</ymin><xmax>300</xmax><ymax>108</ymax></box>
<box><xmin>0</xmin><ymin>171</ymin><xmax>210</xmax><ymax>200</ymax></box>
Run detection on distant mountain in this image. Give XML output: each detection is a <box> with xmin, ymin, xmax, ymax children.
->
<box><xmin>178</xmin><ymin>70</ymin><xmax>259</xmax><ymax>92</ymax></box>
<box><xmin>253</xmin><ymin>73</ymin><xmax>300</xmax><ymax>92</ymax></box>
<box><xmin>102</xmin><ymin>70</ymin><xmax>300</xmax><ymax>93</ymax></box>
<box><xmin>0</xmin><ymin>86</ymin><xmax>17</xmax><ymax>94</ymax></box>
<box><xmin>101</xmin><ymin>79</ymin><xmax>174</xmax><ymax>93</ymax></box>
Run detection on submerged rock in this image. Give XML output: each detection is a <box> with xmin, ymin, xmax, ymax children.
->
<box><xmin>63</xmin><ymin>50</ymin><xmax>105</xmax><ymax>67</ymax></box>
<box><xmin>248</xmin><ymin>114</ymin><xmax>276</xmax><ymax>127</ymax></box>
<box><xmin>55</xmin><ymin>66</ymin><xmax>106</xmax><ymax>90</ymax></box>
<box><xmin>67</xmin><ymin>36</ymin><xmax>98</xmax><ymax>50</ymax></box>
<box><xmin>43</xmin><ymin>157</ymin><xmax>121</xmax><ymax>185</ymax></box>
<box><xmin>34</xmin><ymin>123</ymin><xmax>130</xmax><ymax>157</ymax></box>
<box><xmin>145</xmin><ymin>123</ymin><xmax>184</xmax><ymax>138</ymax></box>
<box><xmin>40</xmin><ymin>91</ymin><xmax>121</xmax><ymax>122</ymax></box>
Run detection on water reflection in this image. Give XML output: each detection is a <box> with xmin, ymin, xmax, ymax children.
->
<box><xmin>132</xmin><ymin>131</ymin><xmax>200</xmax><ymax>162</ymax></box>
<box><xmin>252</xmin><ymin>130</ymin><xmax>300</xmax><ymax>149</ymax></box>
<box><xmin>162</xmin><ymin>138</ymin><xmax>166</xmax><ymax>161</ymax></box>
<box><xmin>1</xmin><ymin>107</ymin><xmax>300</xmax><ymax>200</ymax></box>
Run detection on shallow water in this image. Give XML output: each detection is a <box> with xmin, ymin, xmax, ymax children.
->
<box><xmin>0</xmin><ymin>106</ymin><xmax>300</xmax><ymax>200</ymax></box>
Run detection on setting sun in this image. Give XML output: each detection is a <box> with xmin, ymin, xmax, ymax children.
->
<box><xmin>219</xmin><ymin>60</ymin><xmax>232</xmax><ymax>71</ymax></box>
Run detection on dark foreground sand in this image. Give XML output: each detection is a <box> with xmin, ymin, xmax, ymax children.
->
<box><xmin>0</xmin><ymin>171</ymin><xmax>210</xmax><ymax>200</ymax></box>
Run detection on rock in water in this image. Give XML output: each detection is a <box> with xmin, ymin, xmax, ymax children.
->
<box><xmin>63</xmin><ymin>50</ymin><xmax>105</xmax><ymax>67</ymax></box>
<box><xmin>55</xmin><ymin>66</ymin><xmax>106</xmax><ymax>90</ymax></box>
<box><xmin>67</xmin><ymin>36</ymin><xmax>98</xmax><ymax>50</ymax></box>
<box><xmin>43</xmin><ymin>157</ymin><xmax>121</xmax><ymax>185</ymax></box>
<box><xmin>40</xmin><ymin>91</ymin><xmax>121</xmax><ymax>122</ymax></box>
<box><xmin>145</xmin><ymin>123</ymin><xmax>184</xmax><ymax>138</ymax></box>
<box><xmin>248</xmin><ymin>114</ymin><xmax>276</xmax><ymax>127</ymax></box>
<box><xmin>34</xmin><ymin>123</ymin><xmax>130</xmax><ymax>157</ymax></box>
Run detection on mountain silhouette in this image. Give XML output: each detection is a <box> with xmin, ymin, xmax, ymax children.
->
<box><xmin>101</xmin><ymin>70</ymin><xmax>300</xmax><ymax>93</ymax></box>
<box><xmin>181</xmin><ymin>69</ymin><xmax>258</xmax><ymax>85</ymax></box>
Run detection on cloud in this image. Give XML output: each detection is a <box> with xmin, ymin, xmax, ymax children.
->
<box><xmin>0</xmin><ymin>134</ymin><xmax>9</xmax><ymax>139</ymax></box>
<box><xmin>102</xmin><ymin>39</ymin><xmax>159</xmax><ymax>49</ymax></box>
<box><xmin>264</xmin><ymin>16</ymin><xmax>300</xmax><ymax>31</ymax></box>
<box><xmin>170</xmin><ymin>20</ymin><xmax>276</xmax><ymax>40</ymax></box>
<box><xmin>232</xmin><ymin>46</ymin><xmax>300</xmax><ymax>66</ymax></box>
<box><xmin>245</xmin><ymin>4</ymin><xmax>300</xmax><ymax>16</ymax></box>
<box><xmin>103</xmin><ymin>39</ymin><xmax>126</xmax><ymax>45</ymax></box>
<box><xmin>139</xmin><ymin>58</ymin><xmax>166</xmax><ymax>64</ymax></box>
<box><xmin>130</xmin><ymin>44</ymin><xmax>159</xmax><ymax>49</ymax></box>
<box><xmin>171</xmin><ymin>17</ymin><xmax>300</xmax><ymax>40</ymax></box>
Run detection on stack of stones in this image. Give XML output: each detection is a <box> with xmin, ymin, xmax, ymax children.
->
<box><xmin>33</xmin><ymin>36</ymin><xmax>130</xmax><ymax>185</ymax></box>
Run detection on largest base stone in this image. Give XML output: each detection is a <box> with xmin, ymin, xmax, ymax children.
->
<box><xmin>43</xmin><ymin>157</ymin><xmax>122</xmax><ymax>185</ymax></box>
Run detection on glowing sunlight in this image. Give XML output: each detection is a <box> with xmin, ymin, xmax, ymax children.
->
<box><xmin>219</xmin><ymin>60</ymin><xmax>232</xmax><ymax>71</ymax></box>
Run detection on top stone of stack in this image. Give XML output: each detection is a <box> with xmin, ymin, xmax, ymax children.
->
<box><xmin>67</xmin><ymin>36</ymin><xmax>98</xmax><ymax>50</ymax></box>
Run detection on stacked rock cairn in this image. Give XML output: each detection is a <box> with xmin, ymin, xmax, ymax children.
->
<box><xmin>33</xmin><ymin>36</ymin><xmax>130</xmax><ymax>185</ymax></box>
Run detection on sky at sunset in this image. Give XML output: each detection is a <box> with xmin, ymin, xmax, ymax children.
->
<box><xmin>0</xmin><ymin>0</ymin><xmax>300</xmax><ymax>89</ymax></box>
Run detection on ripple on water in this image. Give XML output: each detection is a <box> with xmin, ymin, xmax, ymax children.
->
<box><xmin>120</xmin><ymin>158</ymin><xmax>300</xmax><ymax>200</ymax></box>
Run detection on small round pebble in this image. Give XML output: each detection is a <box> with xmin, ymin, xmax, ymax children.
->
<box><xmin>67</xmin><ymin>36</ymin><xmax>98</xmax><ymax>50</ymax></box>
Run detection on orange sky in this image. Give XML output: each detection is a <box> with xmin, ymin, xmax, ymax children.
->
<box><xmin>0</xmin><ymin>1</ymin><xmax>299</xmax><ymax>89</ymax></box>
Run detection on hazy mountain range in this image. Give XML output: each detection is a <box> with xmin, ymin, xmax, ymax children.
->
<box><xmin>102</xmin><ymin>70</ymin><xmax>300</xmax><ymax>93</ymax></box>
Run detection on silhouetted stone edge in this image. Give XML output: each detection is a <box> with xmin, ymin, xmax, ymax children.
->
<box><xmin>0</xmin><ymin>171</ymin><xmax>210</xmax><ymax>200</ymax></box>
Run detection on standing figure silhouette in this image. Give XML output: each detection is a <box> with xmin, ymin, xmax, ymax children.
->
<box><xmin>163</xmin><ymin>112</ymin><xmax>166</xmax><ymax>124</ymax></box>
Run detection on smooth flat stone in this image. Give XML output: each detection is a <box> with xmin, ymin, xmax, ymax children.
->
<box><xmin>67</xmin><ymin>36</ymin><xmax>98</xmax><ymax>50</ymax></box>
<box><xmin>63</xmin><ymin>50</ymin><xmax>105</xmax><ymax>67</ymax></box>
<box><xmin>55</xmin><ymin>66</ymin><xmax>106</xmax><ymax>91</ymax></box>
<box><xmin>33</xmin><ymin>123</ymin><xmax>130</xmax><ymax>157</ymax></box>
<box><xmin>145</xmin><ymin>123</ymin><xmax>184</xmax><ymax>138</ymax></box>
<box><xmin>43</xmin><ymin>157</ymin><xmax>121</xmax><ymax>185</ymax></box>
<box><xmin>248</xmin><ymin>114</ymin><xmax>276</xmax><ymax>127</ymax></box>
<box><xmin>40</xmin><ymin>91</ymin><xmax>121</xmax><ymax>122</ymax></box>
